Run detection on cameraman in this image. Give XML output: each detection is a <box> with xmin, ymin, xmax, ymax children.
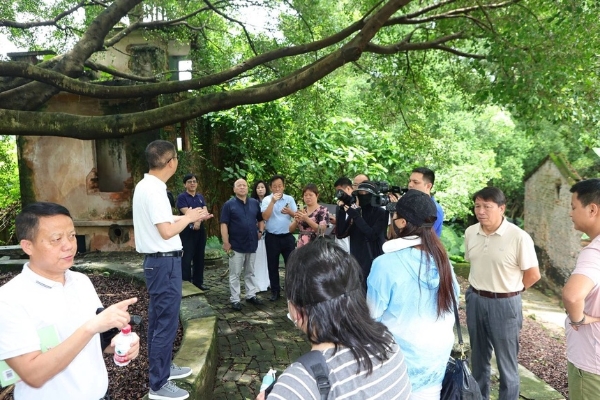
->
<box><xmin>336</xmin><ymin>181</ymin><xmax>388</xmax><ymax>289</ymax></box>
<box><xmin>331</xmin><ymin>177</ymin><xmax>353</xmax><ymax>253</ymax></box>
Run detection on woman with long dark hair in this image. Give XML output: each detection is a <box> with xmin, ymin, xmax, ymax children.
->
<box><xmin>251</xmin><ymin>180</ymin><xmax>271</xmax><ymax>292</ymax></box>
<box><xmin>258</xmin><ymin>239</ymin><xmax>411</xmax><ymax>399</ymax></box>
<box><xmin>367</xmin><ymin>189</ymin><xmax>458</xmax><ymax>400</ymax></box>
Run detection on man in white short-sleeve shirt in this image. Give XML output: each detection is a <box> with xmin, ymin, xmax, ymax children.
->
<box><xmin>133</xmin><ymin>140</ymin><xmax>211</xmax><ymax>400</ymax></box>
<box><xmin>464</xmin><ymin>187</ymin><xmax>540</xmax><ymax>400</ymax></box>
<box><xmin>0</xmin><ymin>202</ymin><xmax>139</xmax><ymax>400</ymax></box>
<box><xmin>563</xmin><ymin>178</ymin><xmax>600</xmax><ymax>400</ymax></box>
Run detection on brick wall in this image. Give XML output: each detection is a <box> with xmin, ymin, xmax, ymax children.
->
<box><xmin>524</xmin><ymin>159</ymin><xmax>581</xmax><ymax>291</ymax></box>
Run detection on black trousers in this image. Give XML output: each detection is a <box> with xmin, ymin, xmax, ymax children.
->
<box><xmin>265</xmin><ymin>232</ymin><xmax>295</xmax><ymax>293</ymax></box>
<box><xmin>179</xmin><ymin>224</ymin><xmax>206</xmax><ymax>287</ymax></box>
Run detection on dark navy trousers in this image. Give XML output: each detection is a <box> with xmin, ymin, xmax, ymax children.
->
<box><xmin>143</xmin><ymin>256</ymin><xmax>182</xmax><ymax>391</ymax></box>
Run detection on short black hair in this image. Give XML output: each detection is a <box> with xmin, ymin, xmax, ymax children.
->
<box><xmin>570</xmin><ymin>178</ymin><xmax>600</xmax><ymax>207</ymax></box>
<box><xmin>145</xmin><ymin>140</ymin><xmax>176</xmax><ymax>170</ymax></box>
<box><xmin>16</xmin><ymin>202</ymin><xmax>72</xmax><ymax>241</ymax></box>
<box><xmin>182</xmin><ymin>173</ymin><xmax>197</xmax><ymax>185</ymax></box>
<box><xmin>412</xmin><ymin>167</ymin><xmax>435</xmax><ymax>186</ymax></box>
<box><xmin>472</xmin><ymin>186</ymin><xmax>506</xmax><ymax>206</ymax></box>
<box><xmin>334</xmin><ymin>177</ymin><xmax>352</xmax><ymax>188</ymax></box>
<box><xmin>269</xmin><ymin>174</ymin><xmax>285</xmax><ymax>186</ymax></box>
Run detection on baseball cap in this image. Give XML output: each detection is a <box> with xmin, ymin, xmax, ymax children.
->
<box><xmin>395</xmin><ymin>189</ymin><xmax>437</xmax><ymax>228</ymax></box>
<box><xmin>356</xmin><ymin>181</ymin><xmax>378</xmax><ymax>195</ymax></box>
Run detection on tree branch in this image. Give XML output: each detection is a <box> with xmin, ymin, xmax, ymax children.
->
<box><xmin>386</xmin><ymin>0</ymin><xmax>521</xmax><ymax>26</ymax></box>
<box><xmin>0</xmin><ymin>0</ymin><xmax>143</xmax><ymax>110</ymax></box>
<box><xmin>203</xmin><ymin>0</ymin><xmax>259</xmax><ymax>56</ymax></box>
<box><xmin>364</xmin><ymin>30</ymin><xmax>486</xmax><ymax>59</ymax></box>
<box><xmin>0</xmin><ymin>12</ymin><xmax>372</xmax><ymax>99</ymax></box>
<box><xmin>0</xmin><ymin>0</ymin><xmax>413</xmax><ymax>138</ymax></box>
<box><xmin>0</xmin><ymin>1</ymin><xmax>89</xmax><ymax>29</ymax></box>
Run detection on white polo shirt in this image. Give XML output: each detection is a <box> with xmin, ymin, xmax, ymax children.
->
<box><xmin>465</xmin><ymin>218</ymin><xmax>538</xmax><ymax>293</ymax></box>
<box><xmin>133</xmin><ymin>173</ymin><xmax>182</xmax><ymax>253</ymax></box>
<box><xmin>0</xmin><ymin>264</ymin><xmax>107</xmax><ymax>399</ymax></box>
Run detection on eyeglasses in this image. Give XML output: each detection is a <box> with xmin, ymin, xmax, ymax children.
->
<box><xmin>186</xmin><ymin>180</ymin><xmax>198</xmax><ymax>184</ymax></box>
<box><xmin>167</xmin><ymin>156</ymin><xmax>178</xmax><ymax>164</ymax></box>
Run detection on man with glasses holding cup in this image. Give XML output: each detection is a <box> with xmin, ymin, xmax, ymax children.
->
<box><xmin>261</xmin><ymin>174</ymin><xmax>297</xmax><ymax>302</ymax></box>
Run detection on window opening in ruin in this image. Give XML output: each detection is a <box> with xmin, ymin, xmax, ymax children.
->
<box><xmin>95</xmin><ymin>139</ymin><xmax>128</xmax><ymax>192</ymax></box>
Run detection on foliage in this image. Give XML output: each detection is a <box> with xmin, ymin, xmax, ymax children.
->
<box><xmin>0</xmin><ymin>0</ymin><xmax>599</xmax><ymax>142</ymax></box>
<box><xmin>440</xmin><ymin>224</ymin><xmax>466</xmax><ymax>263</ymax></box>
<box><xmin>0</xmin><ymin>136</ymin><xmax>20</xmax><ymax>208</ymax></box>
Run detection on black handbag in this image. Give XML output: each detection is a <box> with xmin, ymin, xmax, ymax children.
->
<box><xmin>441</xmin><ymin>301</ymin><xmax>482</xmax><ymax>400</ymax></box>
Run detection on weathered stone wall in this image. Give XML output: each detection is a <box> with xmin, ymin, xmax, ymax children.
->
<box><xmin>524</xmin><ymin>159</ymin><xmax>581</xmax><ymax>291</ymax></box>
<box><xmin>17</xmin><ymin>93</ymin><xmax>159</xmax><ymax>252</ymax></box>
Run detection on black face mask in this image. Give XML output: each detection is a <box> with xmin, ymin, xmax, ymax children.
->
<box><xmin>357</xmin><ymin>193</ymin><xmax>372</xmax><ymax>206</ymax></box>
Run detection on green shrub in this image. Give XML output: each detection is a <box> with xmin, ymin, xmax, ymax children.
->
<box><xmin>440</xmin><ymin>224</ymin><xmax>465</xmax><ymax>263</ymax></box>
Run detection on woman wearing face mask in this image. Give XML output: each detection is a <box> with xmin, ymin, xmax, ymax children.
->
<box><xmin>335</xmin><ymin>181</ymin><xmax>388</xmax><ymax>290</ymax></box>
<box><xmin>251</xmin><ymin>180</ymin><xmax>271</xmax><ymax>292</ymax></box>
<box><xmin>256</xmin><ymin>239</ymin><xmax>411</xmax><ymax>400</ymax></box>
<box><xmin>289</xmin><ymin>184</ymin><xmax>330</xmax><ymax>248</ymax></box>
<box><xmin>367</xmin><ymin>190</ymin><xmax>458</xmax><ymax>400</ymax></box>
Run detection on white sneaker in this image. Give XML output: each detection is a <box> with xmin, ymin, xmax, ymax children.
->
<box><xmin>169</xmin><ymin>363</ymin><xmax>193</xmax><ymax>380</ymax></box>
<box><xmin>148</xmin><ymin>380</ymin><xmax>189</xmax><ymax>400</ymax></box>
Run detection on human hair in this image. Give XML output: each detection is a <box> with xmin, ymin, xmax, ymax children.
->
<box><xmin>393</xmin><ymin>218</ymin><xmax>456</xmax><ymax>318</ymax></box>
<box><xmin>16</xmin><ymin>202</ymin><xmax>72</xmax><ymax>241</ymax></box>
<box><xmin>182</xmin><ymin>173</ymin><xmax>197</xmax><ymax>184</ymax></box>
<box><xmin>472</xmin><ymin>186</ymin><xmax>506</xmax><ymax>206</ymax></box>
<box><xmin>251</xmin><ymin>180</ymin><xmax>270</xmax><ymax>200</ymax></box>
<box><xmin>334</xmin><ymin>177</ymin><xmax>352</xmax><ymax>188</ymax></box>
<box><xmin>285</xmin><ymin>239</ymin><xmax>395</xmax><ymax>374</ymax></box>
<box><xmin>412</xmin><ymin>167</ymin><xmax>435</xmax><ymax>186</ymax></box>
<box><xmin>570</xmin><ymin>178</ymin><xmax>600</xmax><ymax>207</ymax></box>
<box><xmin>145</xmin><ymin>140</ymin><xmax>176</xmax><ymax>170</ymax></box>
<box><xmin>269</xmin><ymin>174</ymin><xmax>285</xmax><ymax>186</ymax></box>
<box><xmin>302</xmin><ymin>183</ymin><xmax>319</xmax><ymax>196</ymax></box>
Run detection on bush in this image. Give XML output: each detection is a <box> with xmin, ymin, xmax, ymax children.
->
<box><xmin>440</xmin><ymin>223</ymin><xmax>466</xmax><ymax>263</ymax></box>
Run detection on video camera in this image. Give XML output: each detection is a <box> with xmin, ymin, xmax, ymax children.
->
<box><xmin>336</xmin><ymin>181</ymin><xmax>408</xmax><ymax>210</ymax></box>
<box><xmin>369</xmin><ymin>181</ymin><xmax>408</xmax><ymax>210</ymax></box>
<box><xmin>335</xmin><ymin>188</ymin><xmax>356</xmax><ymax>207</ymax></box>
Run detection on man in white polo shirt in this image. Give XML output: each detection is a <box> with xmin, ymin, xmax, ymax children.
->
<box><xmin>465</xmin><ymin>186</ymin><xmax>540</xmax><ymax>400</ymax></box>
<box><xmin>0</xmin><ymin>202</ymin><xmax>139</xmax><ymax>400</ymax></box>
<box><xmin>133</xmin><ymin>140</ymin><xmax>211</xmax><ymax>400</ymax></box>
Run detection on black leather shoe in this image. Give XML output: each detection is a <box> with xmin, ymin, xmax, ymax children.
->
<box><xmin>198</xmin><ymin>284</ymin><xmax>210</xmax><ymax>291</ymax></box>
<box><xmin>231</xmin><ymin>302</ymin><xmax>242</xmax><ymax>311</ymax></box>
<box><xmin>246</xmin><ymin>296</ymin><xmax>264</xmax><ymax>305</ymax></box>
<box><xmin>269</xmin><ymin>292</ymin><xmax>280</xmax><ymax>302</ymax></box>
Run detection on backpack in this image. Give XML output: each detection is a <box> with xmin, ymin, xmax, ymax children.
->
<box><xmin>297</xmin><ymin>351</ymin><xmax>331</xmax><ymax>400</ymax></box>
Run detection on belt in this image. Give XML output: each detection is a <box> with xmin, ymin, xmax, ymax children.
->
<box><xmin>470</xmin><ymin>286</ymin><xmax>521</xmax><ymax>299</ymax></box>
<box><xmin>145</xmin><ymin>250</ymin><xmax>184</xmax><ymax>258</ymax></box>
<box><xmin>266</xmin><ymin>232</ymin><xmax>292</xmax><ymax>237</ymax></box>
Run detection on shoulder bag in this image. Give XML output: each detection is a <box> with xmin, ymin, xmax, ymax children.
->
<box><xmin>441</xmin><ymin>301</ymin><xmax>482</xmax><ymax>400</ymax></box>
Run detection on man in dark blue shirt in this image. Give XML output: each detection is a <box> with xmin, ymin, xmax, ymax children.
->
<box><xmin>220</xmin><ymin>179</ymin><xmax>265</xmax><ymax>311</ymax></box>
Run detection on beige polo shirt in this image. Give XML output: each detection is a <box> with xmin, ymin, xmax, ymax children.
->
<box><xmin>465</xmin><ymin>218</ymin><xmax>538</xmax><ymax>293</ymax></box>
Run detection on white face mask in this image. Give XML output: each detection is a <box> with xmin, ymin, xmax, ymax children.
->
<box><xmin>287</xmin><ymin>312</ymin><xmax>298</xmax><ymax>327</ymax></box>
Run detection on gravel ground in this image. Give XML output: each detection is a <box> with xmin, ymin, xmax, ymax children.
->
<box><xmin>0</xmin><ymin>266</ymin><xmax>568</xmax><ymax>399</ymax></box>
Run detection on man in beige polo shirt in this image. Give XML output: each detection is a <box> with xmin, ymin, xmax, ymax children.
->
<box><xmin>464</xmin><ymin>187</ymin><xmax>540</xmax><ymax>400</ymax></box>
